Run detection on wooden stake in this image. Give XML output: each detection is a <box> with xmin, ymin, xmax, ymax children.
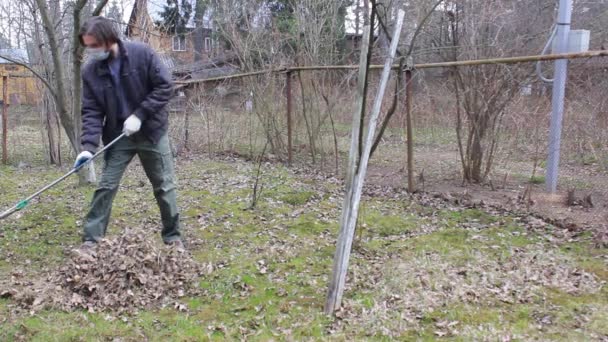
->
<box><xmin>325</xmin><ymin>25</ymin><xmax>372</xmax><ymax>314</ymax></box>
<box><xmin>325</xmin><ymin>10</ymin><xmax>405</xmax><ymax>314</ymax></box>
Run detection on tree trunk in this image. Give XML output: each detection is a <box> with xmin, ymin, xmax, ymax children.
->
<box><xmin>193</xmin><ymin>0</ymin><xmax>207</xmax><ymax>61</ymax></box>
<box><xmin>43</xmin><ymin>94</ymin><xmax>60</xmax><ymax>164</ymax></box>
<box><xmin>72</xmin><ymin>0</ymin><xmax>91</xmax><ymax>183</ymax></box>
<box><xmin>73</xmin><ymin>0</ymin><xmax>109</xmax><ymax>184</ymax></box>
<box><xmin>468</xmin><ymin>130</ymin><xmax>484</xmax><ymax>183</ymax></box>
<box><xmin>35</xmin><ymin>0</ymin><xmax>77</xmax><ymax>153</ymax></box>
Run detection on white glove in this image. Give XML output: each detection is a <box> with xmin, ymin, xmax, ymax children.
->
<box><xmin>74</xmin><ymin>151</ymin><xmax>93</xmax><ymax>169</ymax></box>
<box><xmin>123</xmin><ymin>114</ymin><xmax>142</xmax><ymax>136</ymax></box>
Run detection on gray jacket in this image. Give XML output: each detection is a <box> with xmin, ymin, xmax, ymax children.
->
<box><xmin>80</xmin><ymin>40</ymin><xmax>173</xmax><ymax>152</ymax></box>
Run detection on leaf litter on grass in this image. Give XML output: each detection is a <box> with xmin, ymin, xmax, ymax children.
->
<box><xmin>2</xmin><ymin>155</ymin><xmax>607</xmax><ymax>339</ymax></box>
<box><xmin>336</xmin><ymin>227</ymin><xmax>605</xmax><ymax>338</ymax></box>
<box><xmin>2</xmin><ymin>227</ymin><xmax>210</xmax><ymax>314</ymax></box>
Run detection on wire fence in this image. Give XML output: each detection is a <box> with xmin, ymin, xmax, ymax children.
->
<box><xmin>1</xmin><ymin>52</ymin><xmax>607</xmax><ymax>194</ymax></box>
<box><xmin>0</xmin><ymin>73</ymin><xmax>62</xmax><ymax>166</ymax></box>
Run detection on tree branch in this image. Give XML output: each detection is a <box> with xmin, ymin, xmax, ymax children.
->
<box><xmin>0</xmin><ymin>53</ymin><xmax>58</xmax><ymax>101</ymax></box>
<box><xmin>92</xmin><ymin>0</ymin><xmax>110</xmax><ymax>16</ymax></box>
<box><xmin>35</xmin><ymin>0</ymin><xmax>77</xmax><ymax>151</ymax></box>
<box><xmin>371</xmin><ymin>0</ymin><xmax>395</xmax><ymax>54</ymax></box>
<box><xmin>406</xmin><ymin>0</ymin><xmax>445</xmax><ymax>56</ymax></box>
<box><xmin>358</xmin><ymin>2</ymin><xmax>376</xmax><ymax>161</ymax></box>
<box><xmin>370</xmin><ymin>61</ymin><xmax>402</xmax><ymax>158</ymax></box>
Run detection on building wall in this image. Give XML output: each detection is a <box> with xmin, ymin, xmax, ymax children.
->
<box><xmin>126</xmin><ymin>3</ymin><xmax>164</xmax><ymax>51</ymax></box>
<box><xmin>159</xmin><ymin>32</ymin><xmax>195</xmax><ymax>64</ymax></box>
<box><xmin>0</xmin><ymin>64</ymin><xmax>40</xmax><ymax>105</ymax></box>
<box><xmin>158</xmin><ymin>30</ymin><xmax>219</xmax><ymax>65</ymax></box>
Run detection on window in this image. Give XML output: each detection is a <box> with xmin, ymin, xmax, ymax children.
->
<box><xmin>172</xmin><ymin>35</ymin><xmax>187</xmax><ymax>51</ymax></box>
<box><xmin>204</xmin><ymin>37</ymin><xmax>211</xmax><ymax>52</ymax></box>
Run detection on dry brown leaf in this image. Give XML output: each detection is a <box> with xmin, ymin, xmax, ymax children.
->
<box><xmin>6</xmin><ymin>228</ymin><xmax>207</xmax><ymax>313</ymax></box>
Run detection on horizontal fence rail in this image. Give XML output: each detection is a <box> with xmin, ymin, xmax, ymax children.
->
<box><xmin>174</xmin><ymin>50</ymin><xmax>608</xmax><ymax>86</ymax></box>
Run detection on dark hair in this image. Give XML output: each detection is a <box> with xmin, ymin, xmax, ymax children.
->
<box><xmin>78</xmin><ymin>16</ymin><xmax>119</xmax><ymax>46</ymax></box>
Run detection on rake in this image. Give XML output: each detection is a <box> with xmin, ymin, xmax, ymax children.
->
<box><xmin>0</xmin><ymin>133</ymin><xmax>126</xmax><ymax>220</ymax></box>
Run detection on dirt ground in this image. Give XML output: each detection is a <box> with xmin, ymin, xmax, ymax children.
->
<box><xmin>366</xmin><ymin>136</ymin><xmax>608</xmax><ymax>236</ymax></box>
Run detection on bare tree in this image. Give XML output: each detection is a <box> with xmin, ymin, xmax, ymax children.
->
<box><xmin>24</xmin><ymin>0</ymin><xmax>109</xmax><ymax>181</ymax></box>
<box><xmin>432</xmin><ymin>1</ymin><xmax>538</xmax><ymax>183</ymax></box>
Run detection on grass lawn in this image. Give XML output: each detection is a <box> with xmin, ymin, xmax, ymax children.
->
<box><xmin>0</xmin><ymin>155</ymin><xmax>606</xmax><ymax>341</ymax></box>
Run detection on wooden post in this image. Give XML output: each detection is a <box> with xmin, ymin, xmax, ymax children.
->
<box><xmin>325</xmin><ymin>24</ymin><xmax>372</xmax><ymax>315</ymax></box>
<box><xmin>325</xmin><ymin>10</ymin><xmax>405</xmax><ymax>314</ymax></box>
<box><xmin>2</xmin><ymin>75</ymin><xmax>7</xmax><ymax>164</ymax></box>
<box><xmin>56</xmin><ymin>110</ymin><xmax>62</xmax><ymax>166</ymax></box>
<box><xmin>184</xmin><ymin>87</ymin><xmax>192</xmax><ymax>151</ymax></box>
<box><xmin>286</xmin><ymin>71</ymin><xmax>293</xmax><ymax>165</ymax></box>
<box><xmin>405</xmin><ymin>69</ymin><xmax>414</xmax><ymax>192</ymax></box>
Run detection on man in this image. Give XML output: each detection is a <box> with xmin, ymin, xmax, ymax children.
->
<box><xmin>74</xmin><ymin>16</ymin><xmax>183</xmax><ymax>249</ymax></box>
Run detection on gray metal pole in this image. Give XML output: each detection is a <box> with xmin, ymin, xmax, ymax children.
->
<box><xmin>546</xmin><ymin>0</ymin><xmax>572</xmax><ymax>193</ymax></box>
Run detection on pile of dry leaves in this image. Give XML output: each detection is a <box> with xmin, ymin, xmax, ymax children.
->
<box><xmin>3</xmin><ymin>229</ymin><xmax>208</xmax><ymax>313</ymax></box>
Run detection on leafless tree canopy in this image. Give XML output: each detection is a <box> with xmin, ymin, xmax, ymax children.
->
<box><xmin>0</xmin><ymin>0</ymin><xmax>606</xmax><ymax>182</ymax></box>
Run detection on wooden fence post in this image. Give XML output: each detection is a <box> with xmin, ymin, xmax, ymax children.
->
<box><xmin>286</xmin><ymin>71</ymin><xmax>293</xmax><ymax>165</ymax></box>
<box><xmin>405</xmin><ymin>69</ymin><xmax>414</xmax><ymax>192</ymax></box>
<box><xmin>325</xmin><ymin>10</ymin><xmax>405</xmax><ymax>314</ymax></box>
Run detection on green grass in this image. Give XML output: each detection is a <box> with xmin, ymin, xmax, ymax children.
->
<box><xmin>280</xmin><ymin>190</ymin><xmax>316</xmax><ymax>206</ymax></box>
<box><xmin>362</xmin><ymin>210</ymin><xmax>420</xmax><ymax>237</ymax></box>
<box><xmin>529</xmin><ymin>175</ymin><xmax>545</xmax><ymax>184</ymax></box>
<box><xmin>560</xmin><ymin>237</ymin><xmax>608</xmax><ymax>281</ymax></box>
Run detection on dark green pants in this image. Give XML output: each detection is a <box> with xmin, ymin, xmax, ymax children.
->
<box><xmin>83</xmin><ymin>133</ymin><xmax>181</xmax><ymax>243</ymax></box>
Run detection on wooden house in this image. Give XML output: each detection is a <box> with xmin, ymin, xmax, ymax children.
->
<box><xmin>125</xmin><ymin>0</ymin><xmax>222</xmax><ymax>67</ymax></box>
<box><xmin>0</xmin><ymin>49</ymin><xmax>41</xmax><ymax>106</ymax></box>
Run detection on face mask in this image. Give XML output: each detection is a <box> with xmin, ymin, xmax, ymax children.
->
<box><xmin>86</xmin><ymin>47</ymin><xmax>110</xmax><ymax>61</ymax></box>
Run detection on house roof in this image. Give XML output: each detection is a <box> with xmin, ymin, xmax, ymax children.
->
<box><xmin>0</xmin><ymin>48</ymin><xmax>29</xmax><ymax>64</ymax></box>
<box><xmin>172</xmin><ymin>53</ymin><xmax>238</xmax><ymax>76</ymax></box>
<box><xmin>170</xmin><ymin>53</ymin><xmax>239</xmax><ymax>82</ymax></box>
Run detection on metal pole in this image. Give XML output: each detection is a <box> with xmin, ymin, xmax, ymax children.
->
<box><xmin>172</xmin><ymin>51</ymin><xmax>608</xmax><ymax>86</ymax></box>
<box><xmin>286</xmin><ymin>71</ymin><xmax>293</xmax><ymax>165</ymax></box>
<box><xmin>546</xmin><ymin>0</ymin><xmax>573</xmax><ymax>193</ymax></box>
<box><xmin>2</xmin><ymin>75</ymin><xmax>7</xmax><ymax>164</ymax></box>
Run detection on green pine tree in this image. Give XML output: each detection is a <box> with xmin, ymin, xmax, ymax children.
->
<box><xmin>158</xmin><ymin>0</ymin><xmax>193</xmax><ymax>34</ymax></box>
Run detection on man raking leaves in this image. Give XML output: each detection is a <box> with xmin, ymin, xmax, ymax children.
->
<box><xmin>74</xmin><ymin>16</ymin><xmax>183</xmax><ymax>251</ymax></box>
<box><xmin>1</xmin><ymin>17</ymin><xmax>183</xmax><ymax>250</ymax></box>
